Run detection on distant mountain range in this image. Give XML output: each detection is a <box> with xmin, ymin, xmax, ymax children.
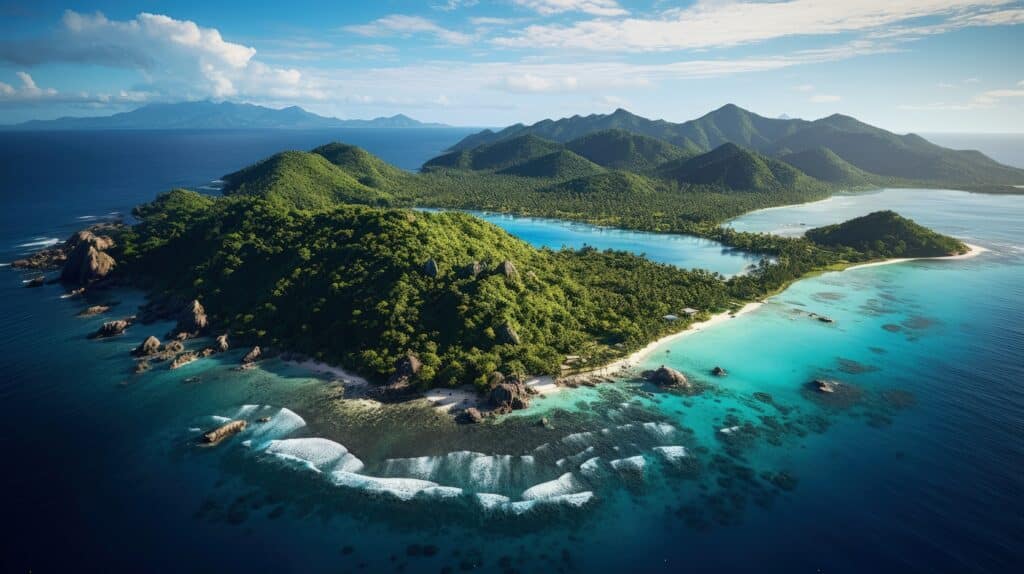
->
<box><xmin>448</xmin><ymin>104</ymin><xmax>1024</xmax><ymax>188</ymax></box>
<box><xmin>3</xmin><ymin>101</ymin><xmax>450</xmax><ymax>130</ymax></box>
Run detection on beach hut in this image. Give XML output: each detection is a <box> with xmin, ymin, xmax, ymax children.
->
<box><xmin>682</xmin><ymin>308</ymin><xmax>699</xmax><ymax>317</ymax></box>
<box><xmin>662</xmin><ymin>314</ymin><xmax>679</xmax><ymax>321</ymax></box>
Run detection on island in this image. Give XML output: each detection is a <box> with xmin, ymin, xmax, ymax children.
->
<box><xmin>14</xmin><ymin>104</ymin><xmax>987</xmax><ymax>420</ymax></box>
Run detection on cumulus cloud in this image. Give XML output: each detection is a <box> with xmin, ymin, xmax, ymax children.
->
<box><xmin>492</xmin><ymin>73</ymin><xmax>580</xmax><ymax>93</ymax></box>
<box><xmin>0</xmin><ymin>71</ymin><xmax>153</xmax><ymax>106</ymax></box>
<box><xmin>494</xmin><ymin>0</ymin><xmax>1018</xmax><ymax>51</ymax></box>
<box><xmin>0</xmin><ymin>10</ymin><xmax>321</xmax><ymax>102</ymax></box>
<box><xmin>343</xmin><ymin>15</ymin><xmax>473</xmax><ymax>45</ymax></box>
<box><xmin>512</xmin><ymin>0</ymin><xmax>628</xmax><ymax>16</ymax></box>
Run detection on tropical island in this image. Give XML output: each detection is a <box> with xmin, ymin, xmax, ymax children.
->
<box><xmin>16</xmin><ymin>104</ymin><xmax>1009</xmax><ymax>416</ymax></box>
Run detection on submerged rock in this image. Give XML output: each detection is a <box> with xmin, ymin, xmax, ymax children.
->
<box><xmin>811</xmin><ymin>379</ymin><xmax>838</xmax><ymax>393</ymax></box>
<box><xmin>711</xmin><ymin>366</ymin><xmax>728</xmax><ymax>377</ymax></box>
<box><xmin>242</xmin><ymin>345</ymin><xmax>262</xmax><ymax>364</ymax></box>
<box><xmin>642</xmin><ymin>365</ymin><xmax>689</xmax><ymax>387</ymax></box>
<box><xmin>25</xmin><ymin>276</ymin><xmax>45</xmax><ymax>288</ymax></box>
<box><xmin>170</xmin><ymin>352</ymin><xmax>199</xmax><ymax>370</ymax></box>
<box><xmin>817</xmin><ymin>316</ymin><xmax>835</xmax><ymax>324</ymax></box>
<box><xmin>200</xmin><ymin>420</ymin><xmax>247</xmax><ymax>445</ymax></box>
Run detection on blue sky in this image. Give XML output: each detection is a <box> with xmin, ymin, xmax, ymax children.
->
<box><xmin>0</xmin><ymin>1</ymin><xmax>1022</xmax><ymax>131</ymax></box>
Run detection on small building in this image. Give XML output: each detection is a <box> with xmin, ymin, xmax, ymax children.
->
<box><xmin>682</xmin><ymin>308</ymin><xmax>699</xmax><ymax>317</ymax></box>
<box><xmin>662</xmin><ymin>314</ymin><xmax>679</xmax><ymax>321</ymax></box>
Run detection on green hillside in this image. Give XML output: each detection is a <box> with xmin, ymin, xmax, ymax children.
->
<box><xmin>806</xmin><ymin>210</ymin><xmax>967</xmax><ymax>257</ymax></box>
<box><xmin>311</xmin><ymin>142</ymin><xmax>411</xmax><ymax>189</ymax></box>
<box><xmin>221</xmin><ymin>151</ymin><xmax>391</xmax><ymax>210</ymax></box>
<box><xmin>115</xmin><ymin>189</ymin><xmax>736</xmax><ymax>388</ymax></box>
<box><xmin>565</xmin><ymin>129</ymin><xmax>693</xmax><ymax>171</ymax></box>
<box><xmin>779</xmin><ymin>146</ymin><xmax>877</xmax><ymax>186</ymax></box>
<box><xmin>447</xmin><ymin>105</ymin><xmax>1024</xmax><ymax>189</ymax></box>
<box><xmin>497</xmin><ymin>149</ymin><xmax>606</xmax><ymax>179</ymax></box>
<box><xmin>656</xmin><ymin>143</ymin><xmax>816</xmax><ymax>192</ymax></box>
<box><xmin>424</xmin><ymin>134</ymin><xmax>562</xmax><ymax>172</ymax></box>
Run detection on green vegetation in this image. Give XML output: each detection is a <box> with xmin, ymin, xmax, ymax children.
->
<box><xmin>565</xmin><ymin>129</ymin><xmax>692</xmax><ymax>172</ymax></box>
<box><xmin>448</xmin><ymin>105</ymin><xmax>1024</xmax><ymax>189</ymax></box>
<box><xmin>779</xmin><ymin>147</ymin><xmax>878</xmax><ymax>186</ymax></box>
<box><xmin>115</xmin><ymin>189</ymin><xmax>738</xmax><ymax>388</ymax></box>
<box><xmin>805</xmin><ymin>210</ymin><xmax>968</xmax><ymax>258</ymax></box>
<box><xmin>108</xmin><ymin>134</ymin><xmax>970</xmax><ymax>391</ymax></box>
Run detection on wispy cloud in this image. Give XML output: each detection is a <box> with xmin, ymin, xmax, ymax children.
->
<box><xmin>900</xmin><ymin>80</ymin><xmax>1024</xmax><ymax>110</ymax></box>
<box><xmin>0</xmin><ymin>71</ymin><xmax>152</xmax><ymax>106</ymax></box>
<box><xmin>432</xmin><ymin>0</ymin><xmax>478</xmax><ymax>11</ymax></box>
<box><xmin>512</xmin><ymin>0</ymin><xmax>628</xmax><ymax>17</ymax></box>
<box><xmin>343</xmin><ymin>15</ymin><xmax>473</xmax><ymax>45</ymax></box>
<box><xmin>495</xmin><ymin>0</ymin><xmax>1018</xmax><ymax>51</ymax></box>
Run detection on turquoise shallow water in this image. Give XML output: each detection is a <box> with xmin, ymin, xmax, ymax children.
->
<box><xmin>2</xmin><ymin>129</ymin><xmax>1023</xmax><ymax>572</ymax></box>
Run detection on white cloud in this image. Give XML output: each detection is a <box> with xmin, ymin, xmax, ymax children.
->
<box><xmin>794</xmin><ymin>84</ymin><xmax>815</xmax><ymax>92</ymax></box>
<box><xmin>0</xmin><ymin>71</ymin><xmax>154</xmax><ymax>106</ymax></box>
<box><xmin>0</xmin><ymin>11</ymin><xmax>325</xmax><ymax>103</ymax></box>
<box><xmin>494</xmin><ymin>1</ymin><xmax>1017</xmax><ymax>51</ymax></box>
<box><xmin>432</xmin><ymin>0</ymin><xmax>478</xmax><ymax>10</ymax></box>
<box><xmin>492</xmin><ymin>73</ymin><xmax>580</xmax><ymax>93</ymax></box>
<box><xmin>900</xmin><ymin>80</ymin><xmax>1024</xmax><ymax>110</ymax></box>
<box><xmin>343</xmin><ymin>15</ymin><xmax>473</xmax><ymax>45</ymax></box>
<box><xmin>512</xmin><ymin>0</ymin><xmax>628</xmax><ymax>16</ymax></box>
<box><xmin>809</xmin><ymin>94</ymin><xmax>841</xmax><ymax>103</ymax></box>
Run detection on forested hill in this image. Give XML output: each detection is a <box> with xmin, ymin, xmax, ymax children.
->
<box><xmin>805</xmin><ymin>210</ymin><xmax>968</xmax><ymax>258</ymax></box>
<box><xmin>449</xmin><ymin>105</ymin><xmax>1024</xmax><ymax>189</ymax></box>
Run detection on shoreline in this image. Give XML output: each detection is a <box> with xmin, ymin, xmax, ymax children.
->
<box><xmin>844</xmin><ymin>242</ymin><xmax>987</xmax><ymax>271</ymax></box>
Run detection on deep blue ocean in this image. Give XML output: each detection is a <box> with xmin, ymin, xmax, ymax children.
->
<box><xmin>1</xmin><ymin>130</ymin><xmax>1022</xmax><ymax>573</ymax></box>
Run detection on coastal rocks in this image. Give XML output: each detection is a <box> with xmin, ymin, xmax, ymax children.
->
<box><xmin>383</xmin><ymin>353</ymin><xmax>422</xmax><ymax>394</ymax></box>
<box><xmin>215</xmin><ymin>333</ymin><xmax>230</xmax><ymax>353</ymax></box>
<box><xmin>498</xmin><ymin>321</ymin><xmax>521</xmax><ymax>345</ymax></box>
<box><xmin>60</xmin><ymin>230</ymin><xmax>117</xmax><ymax>284</ymax></box>
<box><xmin>711</xmin><ymin>366</ymin><xmax>728</xmax><ymax>377</ymax></box>
<box><xmin>25</xmin><ymin>276</ymin><xmax>45</xmax><ymax>288</ymax></box>
<box><xmin>89</xmin><ymin>318</ymin><xmax>133</xmax><ymax>339</ymax></box>
<box><xmin>642</xmin><ymin>365</ymin><xmax>690</xmax><ymax>387</ymax></box>
<box><xmin>488</xmin><ymin>377</ymin><xmax>533</xmax><ymax>413</ymax></box>
<box><xmin>817</xmin><ymin>316</ymin><xmax>835</xmax><ymax>324</ymax></box>
<box><xmin>174</xmin><ymin>300</ymin><xmax>208</xmax><ymax>338</ymax></box>
<box><xmin>460</xmin><ymin>407</ymin><xmax>484</xmax><ymax>424</ymax></box>
<box><xmin>200</xmin><ymin>420</ymin><xmax>247</xmax><ymax>445</ymax></box>
<box><xmin>170</xmin><ymin>352</ymin><xmax>199</xmax><ymax>370</ymax></box>
<box><xmin>423</xmin><ymin>258</ymin><xmax>439</xmax><ymax>277</ymax></box>
<box><xmin>133</xmin><ymin>335</ymin><xmax>161</xmax><ymax>357</ymax></box>
<box><xmin>802</xmin><ymin>378</ymin><xmax>864</xmax><ymax>409</ymax></box>
<box><xmin>242</xmin><ymin>346</ymin><xmax>262</xmax><ymax>365</ymax></box>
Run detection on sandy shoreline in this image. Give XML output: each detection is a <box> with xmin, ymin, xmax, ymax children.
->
<box><xmin>293</xmin><ymin>243</ymin><xmax>987</xmax><ymax>411</ymax></box>
<box><xmin>844</xmin><ymin>242</ymin><xmax>987</xmax><ymax>271</ymax></box>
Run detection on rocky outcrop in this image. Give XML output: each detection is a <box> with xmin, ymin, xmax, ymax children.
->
<box><xmin>215</xmin><ymin>334</ymin><xmax>230</xmax><ymax>353</ymax></box>
<box><xmin>383</xmin><ymin>353</ymin><xmax>422</xmax><ymax>394</ymax></box>
<box><xmin>489</xmin><ymin>376</ymin><xmax>532</xmax><ymax>413</ymax></box>
<box><xmin>242</xmin><ymin>345</ymin><xmax>262</xmax><ymax>364</ymax></box>
<box><xmin>498</xmin><ymin>260</ymin><xmax>518</xmax><ymax>280</ymax></box>
<box><xmin>170</xmin><ymin>352</ymin><xmax>199</xmax><ymax>370</ymax></box>
<box><xmin>811</xmin><ymin>379</ymin><xmax>838</xmax><ymax>393</ymax></box>
<box><xmin>25</xmin><ymin>276</ymin><xmax>45</xmax><ymax>288</ymax></box>
<box><xmin>60</xmin><ymin>231</ymin><xmax>117</xmax><ymax>285</ymax></box>
<box><xmin>78</xmin><ymin>305</ymin><xmax>111</xmax><ymax>317</ymax></box>
<box><xmin>642</xmin><ymin>365</ymin><xmax>689</xmax><ymax>387</ymax></box>
<box><xmin>462</xmin><ymin>261</ymin><xmax>485</xmax><ymax>278</ymax></box>
<box><xmin>13</xmin><ymin>223</ymin><xmax>121</xmax><ymax>272</ymax></box>
<box><xmin>460</xmin><ymin>407</ymin><xmax>484</xmax><ymax>424</ymax></box>
<box><xmin>89</xmin><ymin>318</ymin><xmax>132</xmax><ymax>339</ymax></box>
<box><xmin>711</xmin><ymin>366</ymin><xmax>728</xmax><ymax>377</ymax></box>
<box><xmin>817</xmin><ymin>316</ymin><xmax>835</xmax><ymax>324</ymax></box>
<box><xmin>174</xmin><ymin>300</ymin><xmax>208</xmax><ymax>337</ymax></box>
<box><xmin>498</xmin><ymin>322</ymin><xmax>521</xmax><ymax>345</ymax></box>
<box><xmin>200</xmin><ymin>420</ymin><xmax>247</xmax><ymax>445</ymax></box>
<box><xmin>423</xmin><ymin>258</ymin><xmax>439</xmax><ymax>277</ymax></box>
<box><xmin>133</xmin><ymin>335</ymin><xmax>161</xmax><ymax>357</ymax></box>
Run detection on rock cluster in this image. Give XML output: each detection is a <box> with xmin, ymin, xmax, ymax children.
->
<box><xmin>711</xmin><ymin>366</ymin><xmax>728</xmax><ymax>377</ymax></box>
<box><xmin>488</xmin><ymin>374</ymin><xmax>534</xmax><ymax>413</ymax></box>
<box><xmin>200</xmin><ymin>420</ymin><xmax>247</xmax><ymax>445</ymax></box>
<box><xmin>133</xmin><ymin>335</ymin><xmax>161</xmax><ymax>357</ymax></box>
<box><xmin>382</xmin><ymin>353</ymin><xmax>422</xmax><ymax>395</ymax></box>
<box><xmin>60</xmin><ymin>230</ymin><xmax>117</xmax><ymax>285</ymax></box>
<box><xmin>89</xmin><ymin>318</ymin><xmax>133</xmax><ymax>339</ymax></box>
<box><xmin>242</xmin><ymin>345</ymin><xmax>262</xmax><ymax>364</ymax></box>
<box><xmin>173</xmin><ymin>300</ymin><xmax>208</xmax><ymax>338</ymax></box>
<box><xmin>642</xmin><ymin>365</ymin><xmax>690</xmax><ymax>387</ymax></box>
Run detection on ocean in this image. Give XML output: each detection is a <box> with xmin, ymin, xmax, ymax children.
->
<box><xmin>1</xmin><ymin>131</ymin><xmax>1022</xmax><ymax>573</ymax></box>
